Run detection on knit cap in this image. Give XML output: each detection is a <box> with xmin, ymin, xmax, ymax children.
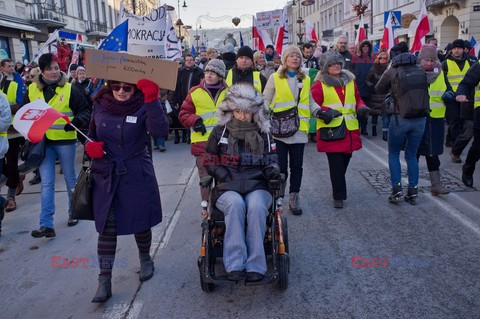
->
<box><xmin>204</xmin><ymin>59</ymin><xmax>226</xmax><ymax>78</ymax></box>
<box><xmin>236</xmin><ymin>46</ymin><xmax>254</xmax><ymax>61</ymax></box>
<box><xmin>418</xmin><ymin>44</ymin><xmax>438</xmax><ymax>61</ymax></box>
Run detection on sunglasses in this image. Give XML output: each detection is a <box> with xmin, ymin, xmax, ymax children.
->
<box><xmin>378</xmin><ymin>57</ymin><xmax>388</xmax><ymax>61</ymax></box>
<box><xmin>111</xmin><ymin>84</ymin><xmax>134</xmax><ymax>93</ymax></box>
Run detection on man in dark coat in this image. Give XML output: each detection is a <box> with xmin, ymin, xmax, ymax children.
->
<box><xmin>455</xmin><ymin>62</ymin><xmax>480</xmax><ymax>187</ymax></box>
<box><xmin>335</xmin><ymin>36</ymin><xmax>354</xmax><ymax>72</ymax></box>
<box><xmin>222</xmin><ymin>43</ymin><xmax>236</xmax><ymax>70</ymax></box>
<box><xmin>302</xmin><ymin>42</ymin><xmax>320</xmax><ymax>69</ymax></box>
<box><xmin>173</xmin><ymin>54</ymin><xmax>204</xmax><ymax>144</ymax></box>
<box><xmin>353</xmin><ymin>40</ymin><xmax>374</xmax><ymax>135</ymax></box>
<box><xmin>225</xmin><ymin>46</ymin><xmax>267</xmax><ymax>92</ymax></box>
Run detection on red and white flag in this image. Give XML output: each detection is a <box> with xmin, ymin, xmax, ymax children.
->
<box><xmin>252</xmin><ymin>16</ymin><xmax>273</xmax><ymax>52</ymax></box>
<box><xmin>411</xmin><ymin>0</ymin><xmax>430</xmax><ymax>53</ymax></box>
<box><xmin>381</xmin><ymin>12</ymin><xmax>395</xmax><ymax>53</ymax></box>
<box><xmin>355</xmin><ymin>15</ymin><xmax>367</xmax><ymax>47</ymax></box>
<box><xmin>275</xmin><ymin>7</ymin><xmax>289</xmax><ymax>55</ymax></box>
<box><xmin>305</xmin><ymin>19</ymin><xmax>318</xmax><ymax>43</ymax></box>
<box><xmin>14</xmin><ymin>99</ymin><xmax>70</xmax><ymax>143</ymax></box>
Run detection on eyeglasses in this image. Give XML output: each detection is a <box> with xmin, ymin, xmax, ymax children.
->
<box><xmin>378</xmin><ymin>57</ymin><xmax>388</xmax><ymax>61</ymax></box>
<box><xmin>111</xmin><ymin>84</ymin><xmax>134</xmax><ymax>92</ymax></box>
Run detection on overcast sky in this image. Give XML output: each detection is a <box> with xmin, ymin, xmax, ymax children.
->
<box><xmin>168</xmin><ymin>0</ymin><xmax>287</xmax><ymax>29</ymax></box>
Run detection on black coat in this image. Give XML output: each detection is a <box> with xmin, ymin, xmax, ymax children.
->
<box><xmin>204</xmin><ymin>125</ymin><xmax>278</xmax><ymax>203</ymax></box>
<box><xmin>172</xmin><ymin>66</ymin><xmax>204</xmax><ymax>109</ymax></box>
<box><xmin>457</xmin><ymin>62</ymin><xmax>480</xmax><ymax>121</ymax></box>
<box><xmin>418</xmin><ymin>117</ymin><xmax>445</xmax><ymax>157</ymax></box>
<box><xmin>366</xmin><ymin>64</ymin><xmax>389</xmax><ymax>116</ymax></box>
<box><xmin>229</xmin><ymin>66</ymin><xmax>268</xmax><ymax>92</ymax></box>
<box><xmin>222</xmin><ymin>52</ymin><xmax>236</xmax><ymax>70</ymax></box>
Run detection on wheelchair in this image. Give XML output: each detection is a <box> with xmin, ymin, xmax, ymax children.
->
<box><xmin>197</xmin><ymin>174</ymin><xmax>289</xmax><ymax>292</ymax></box>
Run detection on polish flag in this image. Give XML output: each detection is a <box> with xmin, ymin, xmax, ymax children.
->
<box><xmin>253</xmin><ymin>16</ymin><xmax>273</xmax><ymax>52</ymax></box>
<box><xmin>355</xmin><ymin>15</ymin><xmax>367</xmax><ymax>47</ymax></box>
<box><xmin>381</xmin><ymin>11</ymin><xmax>395</xmax><ymax>52</ymax></box>
<box><xmin>275</xmin><ymin>7</ymin><xmax>289</xmax><ymax>55</ymax></box>
<box><xmin>411</xmin><ymin>0</ymin><xmax>430</xmax><ymax>53</ymax></box>
<box><xmin>14</xmin><ymin>99</ymin><xmax>70</xmax><ymax>143</ymax></box>
<box><xmin>305</xmin><ymin>19</ymin><xmax>318</xmax><ymax>43</ymax></box>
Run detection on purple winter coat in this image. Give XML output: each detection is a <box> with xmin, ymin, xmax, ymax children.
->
<box><xmin>88</xmin><ymin>98</ymin><xmax>168</xmax><ymax>235</ymax></box>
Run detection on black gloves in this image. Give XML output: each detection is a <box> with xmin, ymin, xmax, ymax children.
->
<box><xmin>263</xmin><ymin>165</ymin><xmax>281</xmax><ymax>181</ymax></box>
<box><xmin>316</xmin><ymin>109</ymin><xmax>342</xmax><ymax>124</ymax></box>
<box><xmin>441</xmin><ymin>91</ymin><xmax>455</xmax><ymax>103</ymax></box>
<box><xmin>193</xmin><ymin>118</ymin><xmax>207</xmax><ymax>135</ymax></box>
<box><xmin>356</xmin><ymin>106</ymin><xmax>370</xmax><ymax>117</ymax></box>
<box><xmin>64</xmin><ymin>123</ymin><xmax>75</xmax><ymax>132</ymax></box>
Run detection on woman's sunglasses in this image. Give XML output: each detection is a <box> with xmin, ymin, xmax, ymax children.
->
<box><xmin>111</xmin><ymin>84</ymin><xmax>134</xmax><ymax>93</ymax></box>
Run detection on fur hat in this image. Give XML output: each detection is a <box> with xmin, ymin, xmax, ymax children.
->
<box><xmin>236</xmin><ymin>46</ymin><xmax>254</xmax><ymax>61</ymax></box>
<box><xmin>217</xmin><ymin>83</ymin><xmax>270</xmax><ymax>133</ymax></box>
<box><xmin>205</xmin><ymin>59</ymin><xmax>226</xmax><ymax>78</ymax></box>
<box><xmin>451</xmin><ymin>39</ymin><xmax>465</xmax><ymax>50</ymax></box>
<box><xmin>418</xmin><ymin>44</ymin><xmax>438</xmax><ymax>61</ymax></box>
<box><xmin>319</xmin><ymin>51</ymin><xmax>345</xmax><ymax>74</ymax></box>
<box><xmin>281</xmin><ymin>45</ymin><xmax>302</xmax><ymax>66</ymax></box>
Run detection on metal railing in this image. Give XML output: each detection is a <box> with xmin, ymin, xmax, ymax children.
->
<box><xmin>88</xmin><ymin>21</ymin><xmax>108</xmax><ymax>33</ymax></box>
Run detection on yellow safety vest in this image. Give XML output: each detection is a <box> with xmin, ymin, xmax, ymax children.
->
<box><xmin>28</xmin><ymin>82</ymin><xmax>75</xmax><ymax>140</ymax></box>
<box><xmin>474</xmin><ymin>86</ymin><xmax>480</xmax><ymax>109</ymax></box>
<box><xmin>190</xmin><ymin>88</ymin><xmax>227</xmax><ymax>143</ymax></box>
<box><xmin>429</xmin><ymin>71</ymin><xmax>447</xmax><ymax>119</ymax></box>
<box><xmin>226</xmin><ymin>69</ymin><xmax>262</xmax><ymax>93</ymax></box>
<box><xmin>3</xmin><ymin>81</ymin><xmax>18</xmax><ymax>105</ymax></box>
<box><xmin>316</xmin><ymin>81</ymin><xmax>359</xmax><ymax>130</ymax></box>
<box><xmin>0</xmin><ymin>92</ymin><xmax>7</xmax><ymax>137</ymax></box>
<box><xmin>269</xmin><ymin>73</ymin><xmax>311</xmax><ymax>134</ymax></box>
<box><xmin>446</xmin><ymin>59</ymin><xmax>470</xmax><ymax>92</ymax></box>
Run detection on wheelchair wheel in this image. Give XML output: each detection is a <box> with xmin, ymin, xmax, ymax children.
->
<box><xmin>277</xmin><ymin>254</ymin><xmax>289</xmax><ymax>290</ymax></box>
<box><xmin>281</xmin><ymin>215</ymin><xmax>289</xmax><ymax>253</ymax></box>
<box><xmin>198</xmin><ymin>256</ymin><xmax>214</xmax><ymax>293</ymax></box>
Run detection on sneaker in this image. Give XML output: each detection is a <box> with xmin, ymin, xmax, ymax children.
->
<box><xmin>31</xmin><ymin>226</ymin><xmax>56</xmax><ymax>238</ymax></box>
<box><xmin>158</xmin><ymin>146</ymin><xmax>166</xmax><ymax>152</ymax></box>
<box><xmin>404</xmin><ymin>188</ymin><xmax>418</xmax><ymax>205</ymax></box>
<box><xmin>388</xmin><ymin>187</ymin><xmax>403</xmax><ymax>204</ymax></box>
<box><xmin>246</xmin><ymin>272</ymin><xmax>265</xmax><ymax>282</ymax></box>
<box><xmin>450</xmin><ymin>152</ymin><xmax>462</xmax><ymax>163</ymax></box>
<box><xmin>227</xmin><ymin>270</ymin><xmax>245</xmax><ymax>281</ymax></box>
<box><xmin>67</xmin><ymin>217</ymin><xmax>79</xmax><ymax>227</ymax></box>
<box><xmin>333</xmin><ymin>199</ymin><xmax>344</xmax><ymax>209</ymax></box>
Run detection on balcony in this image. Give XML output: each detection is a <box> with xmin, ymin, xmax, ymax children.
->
<box><xmin>86</xmin><ymin>21</ymin><xmax>108</xmax><ymax>39</ymax></box>
<box><xmin>426</xmin><ymin>0</ymin><xmax>466</xmax><ymax>15</ymax></box>
<box><xmin>30</xmin><ymin>2</ymin><xmax>67</xmax><ymax>31</ymax></box>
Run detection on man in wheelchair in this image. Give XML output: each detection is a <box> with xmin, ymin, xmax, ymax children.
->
<box><xmin>203</xmin><ymin>83</ymin><xmax>281</xmax><ymax>282</ymax></box>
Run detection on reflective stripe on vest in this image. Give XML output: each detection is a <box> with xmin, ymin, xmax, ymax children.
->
<box><xmin>429</xmin><ymin>71</ymin><xmax>447</xmax><ymax>119</ymax></box>
<box><xmin>226</xmin><ymin>69</ymin><xmax>262</xmax><ymax>93</ymax></box>
<box><xmin>317</xmin><ymin>81</ymin><xmax>359</xmax><ymax>130</ymax></box>
<box><xmin>190</xmin><ymin>88</ymin><xmax>226</xmax><ymax>143</ymax></box>
<box><xmin>446</xmin><ymin>59</ymin><xmax>470</xmax><ymax>92</ymax></box>
<box><xmin>4</xmin><ymin>81</ymin><xmax>18</xmax><ymax>105</ymax></box>
<box><xmin>28</xmin><ymin>82</ymin><xmax>75</xmax><ymax>140</ymax></box>
<box><xmin>475</xmin><ymin>86</ymin><xmax>480</xmax><ymax>109</ymax></box>
<box><xmin>269</xmin><ymin>73</ymin><xmax>311</xmax><ymax>134</ymax></box>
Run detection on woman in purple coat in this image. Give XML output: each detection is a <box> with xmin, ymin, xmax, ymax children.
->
<box><xmin>85</xmin><ymin>79</ymin><xmax>168</xmax><ymax>303</ymax></box>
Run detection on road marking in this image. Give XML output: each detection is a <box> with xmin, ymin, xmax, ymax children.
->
<box><xmin>126</xmin><ymin>301</ymin><xmax>143</xmax><ymax>319</ymax></box>
<box><xmin>159</xmin><ymin>210</ymin><xmax>181</xmax><ymax>250</ymax></box>
<box><xmin>361</xmin><ymin>138</ymin><xmax>480</xmax><ymax>236</ymax></box>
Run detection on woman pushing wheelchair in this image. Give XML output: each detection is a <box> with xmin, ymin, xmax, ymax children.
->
<box><xmin>203</xmin><ymin>83</ymin><xmax>281</xmax><ymax>282</ymax></box>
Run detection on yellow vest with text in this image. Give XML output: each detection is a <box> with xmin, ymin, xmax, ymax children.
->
<box><xmin>28</xmin><ymin>82</ymin><xmax>76</xmax><ymax>140</ymax></box>
<box><xmin>190</xmin><ymin>88</ymin><xmax>226</xmax><ymax>143</ymax></box>
<box><xmin>0</xmin><ymin>92</ymin><xmax>7</xmax><ymax>137</ymax></box>
<box><xmin>3</xmin><ymin>81</ymin><xmax>18</xmax><ymax>105</ymax></box>
<box><xmin>316</xmin><ymin>81</ymin><xmax>359</xmax><ymax>130</ymax></box>
<box><xmin>226</xmin><ymin>69</ymin><xmax>262</xmax><ymax>93</ymax></box>
<box><xmin>269</xmin><ymin>73</ymin><xmax>311</xmax><ymax>134</ymax></box>
<box><xmin>429</xmin><ymin>71</ymin><xmax>447</xmax><ymax>119</ymax></box>
<box><xmin>446</xmin><ymin>59</ymin><xmax>470</xmax><ymax>92</ymax></box>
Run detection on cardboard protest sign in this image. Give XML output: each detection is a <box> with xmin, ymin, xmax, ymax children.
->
<box><xmin>85</xmin><ymin>48</ymin><xmax>178</xmax><ymax>90</ymax></box>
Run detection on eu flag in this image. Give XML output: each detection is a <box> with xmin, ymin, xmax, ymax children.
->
<box><xmin>239</xmin><ymin>31</ymin><xmax>244</xmax><ymax>47</ymax></box>
<box><xmin>98</xmin><ymin>20</ymin><xmax>128</xmax><ymax>51</ymax></box>
<box><xmin>191</xmin><ymin>45</ymin><xmax>198</xmax><ymax>57</ymax></box>
<box><xmin>13</xmin><ymin>72</ymin><xmax>26</xmax><ymax>104</ymax></box>
<box><xmin>373</xmin><ymin>42</ymin><xmax>379</xmax><ymax>53</ymax></box>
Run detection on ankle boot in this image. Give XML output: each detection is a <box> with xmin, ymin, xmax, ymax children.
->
<box><xmin>382</xmin><ymin>131</ymin><xmax>388</xmax><ymax>142</ymax></box>
<box><xmin>139</xmin><ymin>254</ymin><xmax>154</xmax><ymax>282</ymax></box>
<box><xmin>174</xmin><ymin>132</ymin><xmax>180</xmax><ymax>144</ymax></box>
<box><xmin>389</xmin><ymin>186</ymin><xmax>403</xmax><ymax>203</ymax></box>
<box><xmin>92</xmin><ymin>275</ymin><xmax>112</xmax><ymax>303</ymax></box>
<box><xmin>404</xmin><ymin>188</ymin><xmax>418</xmax><ymax>205</ymax></box>
<box><xmin>289</xmin><ymin>192</ymin><xmax>302</xmax><ymax>215</ymax></box>
<box><xmin>372</xmin><ymin>126</ymin><xmax>377</xmax><ymax>136</ymax></box>
<box><xmin>429</xmin><ymin>171</ymin><xmax>449</xmax><ymax>196</ymax></box>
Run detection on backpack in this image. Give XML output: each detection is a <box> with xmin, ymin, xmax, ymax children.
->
<box><xmin>393</xmin><ymin>65</ymin><xmax>429</xmax><ymax>118</ymax></box>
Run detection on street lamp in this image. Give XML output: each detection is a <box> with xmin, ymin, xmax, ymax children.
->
<box><xmin>296</xmin><ymin>17</ymin><xmax>305</xmax><ymax>45</ymax></box>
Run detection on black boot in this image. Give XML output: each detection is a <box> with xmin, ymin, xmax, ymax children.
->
<box><xmin>372</xmin><ymin>126</ymin><xmax>377</xmax><ymax>136</ymax></box>
<box><xmin>31</xmin><ymin>226</ymin><xmax>56</xmax><ymax>238</ymax></box>
<box><xmin>404</xmin><ymin>188</ymin><xmax>418</xmax><ymax>205</ymax></box>
<box><xmin>174</xmin><ymin>131</ymin><xmax>180</xmax><ymax>144</ymax></box>
<box><xmin>382</xmin><ymin>131</ymin><xmax>388</xmax><ymax>142</ymax></box>
<box><xmin>182</xmin><ymin>131</ymin><xmax>187</xmax><ymax>143</ymax></box>
<box><xmin>29</xmin><ymin>169</ymin><xmax>42</xmax><ymax>185</ymax></box>
<box><xmin>388</xmin><ymin>186</ymin><xmax>403</xmax><ymax>203</ymax></box>
<box><xmin>139</xmin><ymin>254</ymin><xmax>154</xmax><ymax>282</ymax></box>
<box><xmin>92</xmin><ymin>275</ymin><xmax>112</xmax><ymax>303</ymax></box>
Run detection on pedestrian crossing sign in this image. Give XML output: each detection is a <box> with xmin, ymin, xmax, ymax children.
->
<box><xmin>384</xmin><ymin>11</ymin><xmax>402</xmax><ymax>29</ymax></box>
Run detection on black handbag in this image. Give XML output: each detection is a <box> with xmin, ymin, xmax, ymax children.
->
<box><xmin>319</xmin><ymin>119</ymin><xmax>347</xmax><ymax>141</ymax></box>
<box><xmin>71</xmin><ymin>164</ymin><xmax>94</xmax><ymax>221</ymax></box>
<box><xmin>270</xmin><ymin>87</ymin><xmax>302</xmax><ymax>138</ymax></box>
<box><xmin>20</xmin><ymin>138</ymin><xmax>46</xmax><ymax>169</ymax></box>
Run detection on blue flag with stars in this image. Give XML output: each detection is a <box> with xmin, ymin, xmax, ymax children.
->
<box><xmin>191</xmin><ymin>45</ymin><xmax>198</xmax><ymax>57</ymax></box>
<box><xmin>98</xmin><ymin>20</ymin><xmax>128</xmax><ymax>51</ymax></box>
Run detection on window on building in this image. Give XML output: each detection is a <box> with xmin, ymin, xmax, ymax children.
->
<box><xmin>94</xmin><ymin>0</ymin><xmax>99</xmax><ymax>21</ymax></box>
<box><xmin>77</xmin><ymin>0</ymin><xmax>83</xmax><ymax>19</ymax></box>
<box><xmin>101</xmin><ymin>1</ymin><xmax>107</xmax><ymax>24</ymax></box>
<box><xmin>339</xmin><ymin>5</ymin><xmax>343</xmax><ymax>24</ymax></box>
<box><xmin>108</xmin><ymin>5</ymin><xmax>113</xmax><ymax>27</ymax></box>
<box><xmin>60</xmin><ymin>0</ymin><xmax>67</xmax><ymax>14</ymax></box>
<box><xmin>86</xmin><ymin>0</ymin><xmax>92</xmax><ymax>20</ymax></box>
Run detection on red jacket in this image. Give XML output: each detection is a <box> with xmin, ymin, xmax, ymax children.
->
<box><xmin>56</xmin><ymin>44</ymin><xmax>71</xmax><ymax>73</ymax></box>
<box><xmin>311</xmin><ymin>78</ymin><xmax>366</xmax><ymax>154</ymax></box>
<box><xmin>178</xmin><ymin>80</ymin><xmax>228</xmax><ymax>156</ymax></box>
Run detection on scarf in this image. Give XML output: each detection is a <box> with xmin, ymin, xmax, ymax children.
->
<box><xmin>98</xmin><ymin>90</ymin><xmax>144</xmax><ymax>116</ymax></box>
<box><xmin>204</xmin><ymin>82</ymin><xmax>223</xmax><ymax>90</ymax></box>
<box><xmin>226</xmin><ymin>118</ymin><xmax>264</xmax><ymax>156</ymax></box>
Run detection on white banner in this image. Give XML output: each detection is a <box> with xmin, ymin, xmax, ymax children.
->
<box><xmin>119</xmin><ymin>4</ymin><xmax>168</xmax><ymax>59</ymax></box>
<box><xmin>256</xmin><ymin>9</ymin><xmax>283</xmax><ymax>31</ymax></box>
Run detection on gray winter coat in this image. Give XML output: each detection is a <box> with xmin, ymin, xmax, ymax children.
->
<box><xmin>0</xmin><ymin>93</ymin><xmax>11</xmax><ymax>158</ymax></box>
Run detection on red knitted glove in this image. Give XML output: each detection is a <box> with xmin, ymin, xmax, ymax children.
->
<box><xmin>85</xmin><ymin>141</ymin><xmax>105</xmax><ymax>159</ymax></box>
<box><xmin>137</xmin><ymin>79</ymin><xmax>159</xmax><ymax>103</ymax></box>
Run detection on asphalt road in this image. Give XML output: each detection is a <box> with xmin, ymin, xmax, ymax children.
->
<box><xmin>1</xmin><ymin>132</ymin><xmax>479</xmax><ymax>319</ymax></box>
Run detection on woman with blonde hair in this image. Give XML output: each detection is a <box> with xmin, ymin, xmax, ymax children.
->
<box><xmin>263</xmin><ymin>45</ymin><xmax>319</xmax><ymax>215</ymax></box>
<box><xmin>253</xmin><ymin>50</ymin><xmax>276</xmax><ymax>80</ymax></box>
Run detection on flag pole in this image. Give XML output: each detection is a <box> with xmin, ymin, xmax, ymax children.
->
<box><xmin>67</xmin><ymin>122</ymin><xmax>93</xmax><ymax>143</ymax></box>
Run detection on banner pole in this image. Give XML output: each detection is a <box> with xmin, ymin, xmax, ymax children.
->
<box><xmin>67</xmin><ymin>122</ymin><xmax>93</xmax><ymax>143</ymax></box>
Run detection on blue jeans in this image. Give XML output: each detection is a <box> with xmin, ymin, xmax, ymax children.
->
<box><xmin>382</xmin><ymin>114</ymin><xmax>391</xmax><ymax>131</ymax></box>
<box><xmin>39</xmin><ymin>143</ymin><xmax>77</xmax><ymax>228</ymax></box>
<box><xmin>388</xmin><ymin>116</ymin><xmax>426</xmax><ymax>188</ymax></box>
<box><xmin>153</xmin><ymin>137</ymin><xmax>165</xmax><ymax>147</ymax></box>
<box><xmin>216</xmin><ymin>189</ymin><xmax>272</xmax><ymax>275</ymax></box>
